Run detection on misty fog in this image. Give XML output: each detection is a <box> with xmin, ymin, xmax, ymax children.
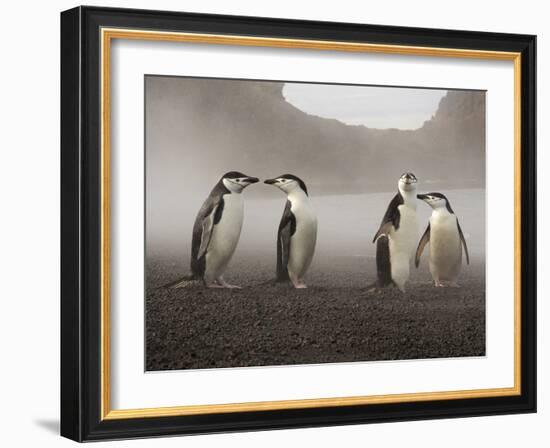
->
<box><xmin>145</xmin><ymin>76</ymin><xmax>486</xmax><ymax>264</ymax></box>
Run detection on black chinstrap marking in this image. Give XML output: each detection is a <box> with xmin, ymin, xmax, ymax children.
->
<box><xmin>272</xmin><ymin>173</ymin><xmax>309</xmax><ymax>195</ymax></box>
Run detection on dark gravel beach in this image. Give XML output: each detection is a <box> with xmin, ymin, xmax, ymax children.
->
<box><xmin>146</xmin><ymin>252</ymin><xmax>485</xmax><ymax>371</ymax></box>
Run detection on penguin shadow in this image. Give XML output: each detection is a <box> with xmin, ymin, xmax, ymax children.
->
<box><xmin>252</xmin><ymin>279</ymin><xmax>314</xmax><ymax>291</ymax></box>
<box><xmin>156</xmin><ymin>275</ymin><xmax>296</xmax><ymax>292</ymax></box>
<box><xmin>362</xmin><ymin>284</ymin><xmax>406</xmax><ymax>300</ymax></box>
<box><xmin>362</xmin><ymin>281</ymin><xmax>453</xmax><ymax>301</ymax></box>
<box><xmin>158</xmin><ymin>281</ymin><xmax>249</xmax><ymax>292</ymax></box>
<box><xmin>153</xmin><ymin>277</ymin><xmax>467</xmax><ymax>297</ymax></box>
<box><xmin>407</xmin><ymin>281</ymin><xmax>470</xmax><ymax>303</ymax></box>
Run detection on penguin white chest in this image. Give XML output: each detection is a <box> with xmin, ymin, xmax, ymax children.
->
<box><xmin>388</xmin><ymin>203</ymin><xmax>418</xmax><ymax>291</ymax></box>
<box><xmin>390</xmin><ymin>204</ymin><xmax>418</xmax><ymax>258</ymax></box>
<box><xmin>205</xmin><ymin>193</ymin><xmax>244</xmax><ymax>278</ymax></box>
<box><xmin>288</xmin><ymin>198</ymin><xmax>317</xmax><ymax>278</ymax></box>
<box><xmin>429</xmin><ymin>213</ymin><xmax>462</xmax><ymax>281</ymax></box>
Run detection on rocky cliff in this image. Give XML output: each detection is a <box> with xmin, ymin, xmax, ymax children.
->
<box><xmin>146</xmin><ymin>77</ymin><xmax>485</xmax><ymax>194</ymax></box>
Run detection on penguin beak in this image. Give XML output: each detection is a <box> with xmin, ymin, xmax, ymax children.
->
<box><xmin>246</xmin><ymin>177</ymin><xmax>259</xmax><ymax>184</ymax></box>
<box><xmin>417</xmin><ymin>194</ymin><xmax>428</xmax><ymax>201</ymax></box>
<box><xmin>264</xmin><ymin>178</ymin><xmax>277</xmax><ymax>185</ymax></box>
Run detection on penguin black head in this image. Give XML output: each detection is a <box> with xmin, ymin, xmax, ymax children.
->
<box><xmin>264</xmin><ymin>174</ymin><xmax>308</xmax><ymax>196</ymax></box>
<box><xmin>417</xmin><ymin>192</ymin><xmax>454</xmax><ymax>213</ymax></box>
<box><xmin>398</xmin><ymin>172</ymin><xmax>417</xmax><ymax>192</ymax></box>
<box><xmin>221</xmin><ymin>171</ymin><xmax>259</xmax><ymax>193</ymax></box>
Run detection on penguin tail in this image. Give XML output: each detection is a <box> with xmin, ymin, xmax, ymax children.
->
<box><xmin>163</xmin><ymin>274</ymin><xmax>199</xmax><ymax>289</ymax></box>
<box><xmin>375</xmin><ymin>235</ymin><xmax>393</xmax><ymax>287</ymax></box>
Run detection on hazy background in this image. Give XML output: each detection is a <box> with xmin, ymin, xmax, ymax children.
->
<box><xmin>145</xmin><ymin>76</ymin><xmax>485</xmax><ymax>264</ymax></box>
<box><xmin>283</xmin><ymin>83</ymin><xmax>447</xmax><ymax>129</ymax></box>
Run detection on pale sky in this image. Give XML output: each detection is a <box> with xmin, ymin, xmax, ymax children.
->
<box><xmin>283</xmin><ymin>83</ymin><xmax>446</xmax><ymax>130</ymax></box>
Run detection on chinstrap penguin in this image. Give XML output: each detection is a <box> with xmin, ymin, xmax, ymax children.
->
<box><xmin>415</xmin><ymin>192</ymin><xmax>470</xmax><ymax>287</ymax></box>
<box><xmin>264</xmin><ymin>174</ymin><xmax>317</xmax><ymax>289</ymax></box>
<box><xmin>166</xmin><ymin>171</ymin><xmax>259</xmax><ymax>288</ymax></box>
<box><xmin>372</xmin><ymin>172</ymin><xmax>419</xmax><ymax>292</ymax></box>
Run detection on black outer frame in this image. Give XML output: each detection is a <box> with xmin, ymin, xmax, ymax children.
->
<box><xmin>60</xmin><ymin>6</ymin><xmax>536</xmax><ymax>442</ymax></box>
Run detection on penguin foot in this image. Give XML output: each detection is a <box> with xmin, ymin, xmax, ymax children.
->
<box><xmin>434</xmin><ymin>281</ymin><xmax>460</xmax><ymax>288</ymax></box>
<box><xmin>207</xmin><ymin>283</ymin><xmax>241</xmax><ymax>289</ymax></box>
<box><xmin>291</xmin><ymin>279</ymin><xmax>307</xmax><ymax>289</ymax></box>
<box><xmin>366</xmin><ymin>285</ymin><xmax>387</xmax><ymax>294</ymax></box>
<box><xmin>164</xmin><ymin>275</ymin><xmax>198</xmax><ymax>288</ymax></box>
<box><xmin>366</xmin><ymin>282</ymin><xmax>395</xmax><ymax>294</ymax></box>
<box><xmin>169</xmin><ymin>279</ymin><xmax>200</xmax><ymax>289</ymax></box>
<box><xmin>214</xmin><ymin>277</ymin><xmax>242</xmax><ymax>289</ymax></box>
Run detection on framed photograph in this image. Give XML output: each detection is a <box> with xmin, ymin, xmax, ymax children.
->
<box><xmin>60</xmin><ymin>6</ymin><xmax>536</xmax><ymax>442</ymax></box>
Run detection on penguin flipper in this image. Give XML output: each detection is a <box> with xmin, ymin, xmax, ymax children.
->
<box><xmin>415</xmin><ymin>224</ymin><xmax>430</xmax><ymax>268</ymax></box>
<box><xmin>456</xmin><ymin>220</ymin><xmax>470</xmax><ymax>265</ymax></box>
<box><xmin>196</xmin><ymin>198</ymin><xmax>223</xmax><ymax>259</ymax></box>
<box><xmin>276</xmin><ymin>201</ymin><xmax>295</xmax><ymax>281</ymax></box>
<box><xmin>372</xmin><ymin>221</ymin><xmax>393</xmax><ymax>243</ymax></box>
<box><xmin>373</xmin><ymin>193</ymin><xmax>403</xmax><ymax>243</ymax></box>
